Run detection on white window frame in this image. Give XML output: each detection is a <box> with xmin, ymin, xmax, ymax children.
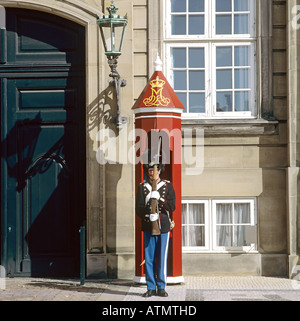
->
<box><xmin>166</xmin><ymin>42</ymin><xmax>256</xmax><ymax>118</ymax></box>
<box><xmin>166</xmin><ymin>43</ymin><xmax>210</xmax><ymax>118</ymax></box>
<box><xmin>211</xmin><ymin>42</ymin><xmax>256</xmax><ymax>118</ymax></box>
<box><xmin>212</xmin><ymin>199</ymin><xmax>257</xmax><ymax>252</ymax></box>
<box><xmin>212</xmin><ymin>0</ymin><xmax>256</xmax><ymax>39</ymax></box>
<box><xmin>165</xmin><ymin>0</ymin><xmax>256</xmax><ymax>40</ymax></box>
<box><xmin>165</xmin><ymin>0</ymin><xmax>209</xmax><ymax>40</ymax></box>
<box><xmin>182</xmin><ymin>198</ymin><xmax>257</xmax><ymax>253</ymax></box>
<box><xmin>164</xmin><ymin>0</ymin><xmax>257</xmax><ymax>119</ymax></box>
<box><xmin>182</xmin><ymin>200</ymin><xmax>210</xmax><ymax>251</ymax></box>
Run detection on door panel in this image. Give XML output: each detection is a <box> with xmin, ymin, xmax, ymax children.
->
<box><xmin>1</xmin><ymin>8</ymin><xmax>86</xmax><ymax>277</ymax></box>
<box><xmin>6</xmin><ymin>9</ymin><xmax>85</xmax><ymax>65</ymax></box>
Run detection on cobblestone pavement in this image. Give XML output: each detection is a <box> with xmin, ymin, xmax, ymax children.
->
<box><xmin>1</xmin><ymin>275</ymin><xmax>300</xmax><ymax>301</ymax></box>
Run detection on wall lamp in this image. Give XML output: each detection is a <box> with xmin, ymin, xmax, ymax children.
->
<box><xmin>97</xmin><ymin>0</ymin><xmax>128</xmax><ymax>129</ymax></box>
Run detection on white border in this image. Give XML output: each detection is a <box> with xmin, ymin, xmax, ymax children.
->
<box><xmin>133</xmin><ymin>107</ymin><xmax>184</xmax><ymax>114</ymax></box>
<box><xmin>135</xmin><ymin>115</ymin><xmax>182</xmax><ymax>120</ymax></box>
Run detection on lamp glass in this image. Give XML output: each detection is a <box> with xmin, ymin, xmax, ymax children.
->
<box><xmin>99</xmin><ymin>21</ymin><xmax>127</xmax><ymax>56</ymax></box>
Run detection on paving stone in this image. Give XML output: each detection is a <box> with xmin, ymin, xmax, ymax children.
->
<box><xmin>0</xmin><ymin>276</ymin><xmax>300</xmax><ymax>301</ymax></box>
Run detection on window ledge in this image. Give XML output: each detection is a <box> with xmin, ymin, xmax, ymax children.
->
<box><xmin>181</xmin><ymin>118</ymin><xmax>279</xmax><ymax>136</ymax></box>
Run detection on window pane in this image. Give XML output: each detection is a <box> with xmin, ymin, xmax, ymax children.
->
<box><xmin>234</xmin><ymin>46</ymin><xmax>249</xmax><ymax>66</ymax></box>
<box><xmin>234</xmin><ymin>203</ymin><xmax>251</xmax><ymax>223</ymax></box>
<box><xmin>235</xmin><ymin>69</ymin><xmax>249</xmax><ymax>89</ymax></box>
<box><xmin>234</xmin><ymin>0</ymin><xmax>249</xmax><ymax>11</ymax></box>
<box><xmin>216</xmin><ymin>15</ymin><xmax>232</xmax><ymax>34</ymax></box>
<box><xmin>234</xmin><ymin>14</ymin><xmax>249</xmax><ymax>34</ymax></box>
<box><xmin>171</xmin><ymin>0</ymin><xmax>186</xmax><ymax>12</ymax></box>
<box><xmin>216</xmin><ymin>226</ymin><xmax>232</xmax><ymax>246</ymax></box>
<box><xmin>189</xmin><ymin>48</ymin><xmax>204</xmax><ymax>68</ymax></box>
<box><xmin>234</xmin><ymin>226</ymin><xmax>246</xmax><ymax>246</ymax></box>
<box><xmin>189</xmin><ymin>15</ymin><xmax>204</xmax><ymax>35</ymax></box>
<box><xmin>189</xmin><ymin>0</ymin><xmax>204</xmax><ymax>12</ymax></box>
<box><xmin>182</xmin><ymin>203</ymin><xmax>188</xmax><ymax>224</ymax></box>
<box><xmin>235</xmin><ymin>91</ymin><xmax>249</xmax><ymax>111</ymax></box>
<box><xmin>176</xmin><ymin>92</ymin><xmax>187</xmax><ymax>112</ymax></box>
<box><xmin>174</xmin><ymin>70</ymin><xmax>187</xmax><ymax>90</ymax></box>
<box><xmin>216</xmin><ymin>92</ymin><xmax>232</xmax><ymax>112</ymax></box>
<box><xmin>216</xmin><ymin>47</ymin><xmax>232</xmax><ymax>67</ymax></box>
<box><xmin>182</xmin><ymin>202</ymin><xmax>206</xmax><ymax>247</ymax></box>
<box><xmin>216</xmin><ymin>70</ymin><xmax>232</xmax><ymax>89</ymax></box>
<box><xmin>183</xmin><ymin>226</ymin><xmax>205</xmax><ymax>246</ymax></box>
<box><xmin>182</xmin><ymin>226</ymin><xmax>188</xmax><ymax>246</ymax></box>
<box><xmin>189</xmin><ymin>93</ymin><xmax>205</xmax><ymax>113</ymax></box>
<box><xmin>189</xmin><ymin>71</ymin><xmax>205</xmax><ymax>90</ymax></box>
<box><xmin>189</xmin><ymin>203</ymin><xmax>205</xmax><ymax>224</ymax></box>
<box><xmin>172</xmin><ymin>48</ymin><xmax>186</xmax><ymax>68</ymax></box>
<box><xmin>172</xmin><ymin>15</ymin><xmax>186</xmax><ymax>35</ymax></box>
<box><xmin>216</xmin><ymin>0</ymin><xmax>231</xmax><ymax>12</ymax></box>
<box><xmin>216</xmin><ymin>204</ymin><xmax>232</xmax><ymax>223</ymax></box>
<box><xmin>193</xmin><ymin>226</ymin><xmax>205</xmax><ymax>246</ymax></box>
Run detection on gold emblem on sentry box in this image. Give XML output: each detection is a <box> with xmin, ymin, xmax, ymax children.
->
<box><xmin>143</xmin><ymin>76</ymin><xmax>171</xmax><ymax>107</ymax></box>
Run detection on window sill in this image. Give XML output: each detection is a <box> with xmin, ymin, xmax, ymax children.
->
<box><xmin>181</xmin><ymin>118</ymin><xmax>279</xmax><ymax>136</ymax></box>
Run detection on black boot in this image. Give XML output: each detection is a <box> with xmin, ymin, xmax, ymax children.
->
<box><xmin>157</xmin><ymin>289</ymin><xmax>168</xmax><ymax>297</ymax></box>
<box><xmin>142</xmin><ymin>289</ymin><xmax>156</xmax><ymax>297</ymax></box>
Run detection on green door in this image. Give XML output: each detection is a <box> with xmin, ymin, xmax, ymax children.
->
<box><xmin>1</xmin><ymin>8</ymin><xmax>86</xmax><ymax>277</ymax></box>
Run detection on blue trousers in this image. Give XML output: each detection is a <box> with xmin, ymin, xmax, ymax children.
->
<box><xmin>144</xmin><ymin>231</ymin><xmax>170</xmax><ymax>290</ymax></box>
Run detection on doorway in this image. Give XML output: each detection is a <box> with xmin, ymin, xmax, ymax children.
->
<box><xmin>0</xmin><ymin>8</ymin><xmax>86</xmax><ymax>277</ymax></box>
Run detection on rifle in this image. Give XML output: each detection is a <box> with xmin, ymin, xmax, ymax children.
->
<box><xmin>150</xmin><ymin>137</ymin><xmax>161</xmax><ymax>235</ymax></box>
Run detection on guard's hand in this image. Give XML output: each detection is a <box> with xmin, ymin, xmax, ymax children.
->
<box><xmin>150</xmin><ymin>213</ymin><xmax>159</xmax><ymax>222</ymax></box>
<box><xmin>150</xmin><ymin>191</ymin><xmax>160</xmax><ymax>200</ymax></box>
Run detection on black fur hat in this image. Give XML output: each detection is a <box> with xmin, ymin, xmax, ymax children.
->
<box><xmin>142</xmin><ymin>149</ymin><xmax>166</xmax><ymax>173</ymax></box>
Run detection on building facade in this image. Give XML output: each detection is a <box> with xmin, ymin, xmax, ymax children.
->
<box><xmin>0</xmin><ymin>0</ymin><xmax>299</xmax><ymax>279</ymax></box>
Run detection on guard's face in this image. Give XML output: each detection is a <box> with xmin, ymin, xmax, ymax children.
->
<box><xmin>148</xmin><ymin>168</ymin><xmax>160</xmax><ymax>181</ymax></box>
<box><xmin>148</xmin><ymin>169</ymin><xmax>154</xmax><ymax>179</ymax></box>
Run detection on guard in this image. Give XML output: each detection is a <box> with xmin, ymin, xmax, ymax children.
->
<box><xmin>135</xmin><ymin>158</ymin><xmax>175</xmax><ymax>297</ymax></box>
